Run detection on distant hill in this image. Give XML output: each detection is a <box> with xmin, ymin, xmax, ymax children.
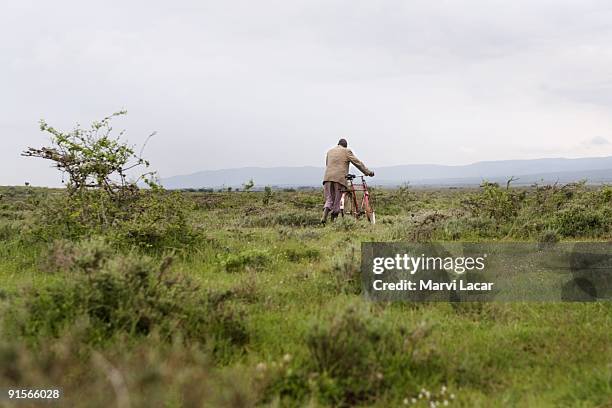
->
<box><xmin>161</xmin><ymin>156</ymin><xmax>612</xmax><ymax>189</ymax></box>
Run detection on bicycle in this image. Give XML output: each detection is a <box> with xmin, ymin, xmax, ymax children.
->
<box><xmin>340</xmin><ymin>173</ymin><xmax>376</xmax><ymax>224</ymax></box>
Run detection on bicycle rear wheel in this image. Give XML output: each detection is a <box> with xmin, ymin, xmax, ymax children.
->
<box><xmin>342</xmin><ymin>191</ymin><xmax>357</xmax><ymax>218</ymax></box>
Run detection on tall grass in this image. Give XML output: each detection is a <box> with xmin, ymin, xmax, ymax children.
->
<box><xmin>0</xmin><ymin>184</ymin><xmax>610</xmax><ymax>406</ymax></box>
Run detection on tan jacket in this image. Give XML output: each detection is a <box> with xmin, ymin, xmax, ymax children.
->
<box><xmin>323</xmin><ymin>145</ymin><xmax>373</xmax><ymax>187</ymax></box>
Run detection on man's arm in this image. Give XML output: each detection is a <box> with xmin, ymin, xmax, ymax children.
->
<box><xmin>347</xmin><ymin>149</ymin><xmax>374</xmax><ymax>176</ymax></box>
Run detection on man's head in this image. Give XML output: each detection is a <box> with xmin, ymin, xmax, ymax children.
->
<box><xmin>338</xmin><ymin>138</ymin><xmax>347</xmax><ymax>148</ymax></box>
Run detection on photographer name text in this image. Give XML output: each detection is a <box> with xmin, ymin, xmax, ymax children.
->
<box><xmin>372</xmin><ymin>279</ymin><xmax>494</xmax><ymax>291</ymax></box>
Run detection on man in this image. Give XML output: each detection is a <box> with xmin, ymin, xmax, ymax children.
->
<box><xmin>321</xmin><ymin>138</ymin><xmax>374</xmax><ymax>223</ymax></box>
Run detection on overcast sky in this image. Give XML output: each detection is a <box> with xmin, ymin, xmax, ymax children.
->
<box><xmin>2</xmin><ymin>0</ymin><xmax>612</xmax><ymax>186</ymax></box>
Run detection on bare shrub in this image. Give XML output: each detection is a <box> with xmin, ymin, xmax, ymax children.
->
<box><xmin>21</xmin><ymin>112</ymin><xmax>196</xmax><ymax>250</ymax></box>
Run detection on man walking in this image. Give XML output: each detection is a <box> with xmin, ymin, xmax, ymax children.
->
<box><xmin>321</xmin><ymin>138</ymin><xmax>374</xmax><ymax>224</ymax></box>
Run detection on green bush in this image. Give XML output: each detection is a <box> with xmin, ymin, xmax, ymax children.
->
<box><xmin>223</xmin><ymin>249</ymin><xmax>273</xmax><ymax>272</ymax></box>
<box><xmin>19</xmin><ymin>112</ymin><xmax>197</xmax><ymax>251</ymax></box>
<box><xmin>262</xmin><ymin>186</ymin><xmax>273</xmax><ymax>206</ymax></box>
<box><xmin>24</xmin><ymin>189</ymin><xmax>197</xmax><ymax>250</ymax></box>
<box><xmin>553</xmin><ymin>205</ymin><xmax>607</xmax><ymax>237</ymax></box>
<box><xmin>601</xmin><ymin>185</ymin><xmax>612</xmax><ymax>202</ymax></box>
<box><xmin>283</xmin><ymin>246</ymin><xmax>321</xmax><ymax>263</ymax></box>
<box><xmin>332</xmin><ymin>216</ymin><xmax>358</xmax><ymax>231</ymax></box>
<box><xmin>266</xmin><ymin>306</ymin><xmax>435</xmax><ymax>406</ymax></box>
<box><xmin>6</xmin><ymin>239</ymin><xmax>248</xmax><ymax>355</ymax></box>
<box><xmin>537</xmin><ymin>228</ymin><xmax>560</xmax><ymax>244</ymax></box>
<box><xmin>313</xmin><ymin>309</ymin><xmax>433</xmax><ymax>405</ymax></box>
<box><xmin>441</xmin><ymin>216</ymin><xmax>499</xmax><ymax>240</ymax></box>
<box><xmin>112</xmin><ymin>190</ymin><xmax>197</xmax><ymax>249</ymax></box>
<box><xmin>463</xmin><ymin>182</ymin><xmax>525</xmax><ymax>222</ymax></box>
<box><xmin>42</xmin><ymin>237</ymin><xmax>112</xmax><ymax>273</ymax></box>
<box><xmin>388</xmin><ymin>212</ymin><xmax>448</xmax><ymax>242</ymax></box>
<box><xmin>306</xmin><ymin>307</ymin><xmax>387</xmax><ymax>405</ymax></box>
<box><xmin>0</xmin><ymin>222</ymin><xmax>18</xmax><ymax>241</ymax></box>
<box><xmin>372</xmin><ymin>184</ymin><xmax>420</xmax><ymax>216</ymax></box>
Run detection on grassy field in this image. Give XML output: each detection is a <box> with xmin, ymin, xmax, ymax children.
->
<box><xmin>0</xmin><ymin>184</ymin><xmax>611</xmax><ymax>407</ymax></box>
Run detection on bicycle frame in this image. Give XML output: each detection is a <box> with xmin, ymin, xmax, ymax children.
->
<box><xmin>340</xmin><ymin>174</ymin><xmax>375</xmax><ymax>223</ymax></box>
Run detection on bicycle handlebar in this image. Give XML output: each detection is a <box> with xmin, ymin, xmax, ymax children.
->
<box><xmin>346</xmin><ymin>173</ymin><xmax>372</xmax><ymax>180</ymax></box>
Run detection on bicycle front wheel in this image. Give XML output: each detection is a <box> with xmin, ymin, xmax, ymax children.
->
<box><xmin>364</xmin><ymin>195</ymin><xmax>375</xmax><ymax>224</ymax></box>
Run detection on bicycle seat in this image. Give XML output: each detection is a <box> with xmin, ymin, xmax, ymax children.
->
<box><xmin>345</xmin><ymin>174</ymin><xmax>356</xmax><ymax>180</ymax></box>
